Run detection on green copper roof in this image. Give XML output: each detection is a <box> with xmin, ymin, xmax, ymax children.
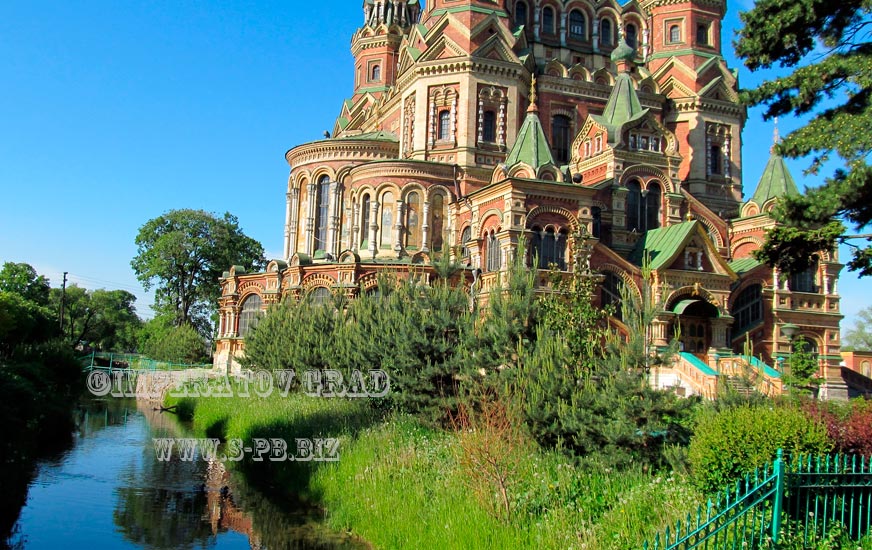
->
<box><xmin>337</xmin><ymin>130</ymin><xmax>398</xmax><ymax>142</ymax></box>
<box><xmin>610</xmin><ymin>37</ymin><xmax>636</xmax><ymax>64</ymax></box>
<box><xmin>593</xmin><ymin>72</ymin><xmax>648</xmax><ymax>145</ymax></box>
<box><xmin>748</xmin><ymin>150</ymin><xmax>799</xmax><ymax>207</ymax></box>
<box><xmin>629</xmin><ymin>221</ymin><xmax>699</xmax><ymax>270</ymax></box>
<box><xmin>729</xmin><ymin>257</ymin><xmax>762</xmax><ymax>275</ymax></box>
<box><xmin>505</xmin><ymin>109</ymin><xmax>556</xmax><ymax>172</ymax></box>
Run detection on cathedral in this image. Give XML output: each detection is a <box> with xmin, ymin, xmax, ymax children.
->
<box><xmin>214</xmin><ymin>0</ymin><xmax>849</xmax><ymax>398</ymax></box>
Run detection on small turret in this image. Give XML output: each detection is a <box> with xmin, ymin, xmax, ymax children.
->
<box><xmin>362</xmin><ymin>0</ymin><xmax>421</xmax><ymax>29</ymax></box>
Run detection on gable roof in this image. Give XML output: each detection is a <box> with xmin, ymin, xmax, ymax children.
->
<box><xmin>629</xmin><ymin>221</ymin><xmax>699</xmax><ymax>270</ymax></box>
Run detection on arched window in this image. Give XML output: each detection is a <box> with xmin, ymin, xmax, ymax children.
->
<box><xmin>486</xmin><ymin>231</ymin><xmax>500</xmax><ymax>272</ymax></box>
<box><xmin>627</xmin><ymin>180</ymin><xmax>642</xmax><ymax>232</ymax></box>
<box><xmin>733</xmin><ymin>284</ymin><xmax>763</xmax><ymax>336</ymax></box>
<box><xmin>371</xmin><ymin>64</ymin><xmax>381</xmax><ymax>82</ymax></box>
<box><xmin>592</xmin><ymin>206</ymin><xmax>602</xmax><ymax>239</ymax></box>
<box><xmin>669</xmin><ymin>24</ymin><xmax>681</xmax><ymax>43</ymax></box>
<box><xmin>709</xmin><ymin>144</ymin><xmax>722</xmax><ymax>174</ymax></box>
<box><xmin>645</xmin><ymin>182</ymin><xmax>662</xmax><ymax>232</ymax></box>
<box><xmin>380</xmin><ymin>191</ymin><xmax>394</xmax><ymax>248</ymax></box>
<box><xmin>315</xmin><ymin>175</ymin><xmax>331</xmax><ymax>253</ymax></box>
<box><xmin>600</xmin><ymin>19</ymin><xmax>613</xmax><ymax>46</ymax></box>
<box><xmin>862</xmin><ymin>360</ymin><xmax>871</xmax><ymax>378</ymax></box>
<box><xmin>569</xmin><ymin>10</ymin><xmax>585</xmax><ymax>39</ymax></box>
<box><xmin>406</xmin><ymin>191</ymin><xmax>422</xmax><ymax>249</ymax></box>
<box><xmin>515</xmin><ymin>1</ymin><xmax>528</xmax><ymax>29</ymax></box>
<box><xmin>309</xmin><ymin>287</ymin><xmax>332</xmax><ymax>306</ymax></box>
<box><xmin>542</xmin><ymin>6</ymin><xmax>555</xmax><ymax>35</ymax></box>
<box><xmin>238</xmin><ymin>294</ymin><xmax>262</xmax><ymax>338</ymax></box>
<box><xmin>530</xmin><ymin>226</ymin><xmax>567</xmax><ymax>270</ymax></box>
<box><xmin>482</xmin><ymin>110</ymin><xmax>497</xmax><ymax>142</ymax></box>
<box><xmin>601</xmin><ymin>272</ymin><xmax>623</xmax><ymax>321</ymax></box>
<box><xmin>460</xmin><ymin>226</ymin><xmax>472</xmax><ymax>261</ymax></box>
<box><xmin>551</xmin><ymin>115</ymin><xmax>572</xmax><ymax>164</ymax></box>
<box><xmin>438</xmin><ymin>110</ymin><xmax>451</xmax><ymax>141</ymax></box>
<box><xmin>696</xmin><ymin>23</ymin><xmax>709</xmax><ymax>45</ymax></box>
<box><xmin>360</xmin><ymin>193</ymin><xmax>371</xmax><ymax>248</ymax></box>
<box><xmin>790</xmin><ymin>265</ymin><xmax>818</xmax><ymax>293</ymax></box>
<box><xmin>431</xmin><ymin>193</ymin><xmax>449</xmax><ymax>252</ymax></box>
<box><xmin>625</xmin><ymin>23</ymin><xmax>638</xmax><ymax>48</ymax></box>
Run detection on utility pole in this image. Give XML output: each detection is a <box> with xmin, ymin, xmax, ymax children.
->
<box><xmin>59</xmin><ymin>271</ymin><xmax>68</xmax><ymax>335</ymax></box>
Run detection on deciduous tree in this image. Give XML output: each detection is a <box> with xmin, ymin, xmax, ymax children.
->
<box><xmin>0</xmin><ymin>262</ymin><xmax>50</xmax><ymax>306</ymax></box>
<box><xmin>843</xmin><ymin>306</ymin><xmax>872</xmax><ymax>350</ymax></box>
<box><xmin>131</xmin><ymin>210</ymin><xmax>265</xmax><ymax>333</ymax></box>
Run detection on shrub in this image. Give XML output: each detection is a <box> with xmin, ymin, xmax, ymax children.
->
<box><xmin>138</xmin><ymin>317</ymin><xmax>208</xmax><ymax>363</ymax></box>
<box><xmin>688</xmin><ymin>404</ymin><xmax>831</xmax><ymax>494</ymax></box>
<box><xmin>804</xmin><ymin>398</ymin><xmax>872</xmax><ymax>457</ymax></box>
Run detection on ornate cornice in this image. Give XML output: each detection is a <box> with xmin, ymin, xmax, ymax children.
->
<box><xmin>286</xmin><ymin>140</ymin><xmax>399</xmax><ymax>167</ymax></box>
<box><xmin>349</xmin><ymin>160</ymin><xmax>456</xmax><ymax>182</ymax></box>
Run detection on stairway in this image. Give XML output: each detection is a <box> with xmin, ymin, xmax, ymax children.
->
<box><xmin>725</xmin><ymin>376</ymin><xmax>757</xmax><ymax>397</ymax></box>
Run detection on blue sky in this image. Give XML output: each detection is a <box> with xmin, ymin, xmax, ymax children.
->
<box><xmin>0</xmin><ymin>1</ymin><xmax>867</xmax><ymax>329</ymax></box>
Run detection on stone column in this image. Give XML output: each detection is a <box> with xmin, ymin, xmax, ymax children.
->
<box><xmin>351</xmin><ymin>202</ymin><xmax>360</xmax><ymax>253</ymax></box>
<box><xmin>305</xmin><ymin>182</ymin><xmax>317</xmax><ymax>255</ymax></box>
<box><xmin>498</xmin><ymin>98</ymin><xmax>507</xmax><ymax>149</ymax></box>
<box><xmin>723</xmin><ymin>134</ymin><xmax>732</xmax><ymax>178</ymax></box>
<box><xmin>592</xmin><ymin>25</ymin><xmax>599</xmax><ymax>53</ymax></box>
<box><xmin>283</xmin><ymin>191</ymin><xmax>293</xmax><ymax>261</ymax></box>
<box><xmin>559</xmin><ymin>11</ymin><xmax>567</xmax><ymax>46</ymax></box>
<box><xmin>288</xmin><ymin>187</ymin><xmax>300</xmax><ymax>258</ymax></box>
<box><xmin>642</xmin><ymin>28</ymin><xmax>649</xmax><ymax>61</ymax></box>
<box><xmin>394</xmin><ymin>200</ymin><xmax>406</xmax><ymax>256</ymax></box>
<box><xmin>328</xmin><ymin>180</ymin><xmax>342</xmax><ymax>256</ymax></box>
<box><xmin>369</xmin><ymin>201</ymin><xmax>380</xmax><ymax>259</ymax></box>
<box><xmin>429</xmin><ymin>99</ymin><xmax>436</xmax><ymax>148</ymax></box>
<box><xmin>477</xmin><ymin>97</ymin><xmax>484</xmax><ymax>144</ymax></box>
<box><xmin>710</xmin><ymin>316</ymin><xmax>734</xmax><ymax>350</ymax></box>
<box><xmin>652</xmin><ymin>313</ymin><xmax>675</xmax><ymax>348</ymax></box>
<box><xmin>533</xmin><ymin>0</ymin><xmax>541</xmax><ymax>40</ymax></box>
<box><xmin>421</xmin><ymin>200</ymin><xmax>431</xmax><ymax>253</ymax></box>
<box><xmin>706</xmin><ymin>135</ymin><xmax>713</xmax><ymax>176</ymax></box>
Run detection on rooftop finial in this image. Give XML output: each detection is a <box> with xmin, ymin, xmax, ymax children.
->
<box><xmin>772</xmin><ymin>117</ymin><xmax>780</xmax><ymax>152</ymax></box>
<box><xmin>528</xmin><ymin>73</ymin><xmax>538</xmax><ymax>113</ymax></box>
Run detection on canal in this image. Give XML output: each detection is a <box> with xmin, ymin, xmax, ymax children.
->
<box><xmin>5</xmin><ymin>396</ymin><xmax>366</xmax><ymax>549</ymax></box>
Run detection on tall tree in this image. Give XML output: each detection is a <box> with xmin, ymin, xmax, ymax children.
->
<box><xmin>844</xmin><ymin>306</ymin><xmax>872</xmax><ymax>351</ymax></box>
<box><xmin>736</xmin><ymin>0</ymin><xmax>872</xmax><ymax>276</ymax></box>
<box><xmin>49</xmin><ymin>286</ymin><xmax>142</xmax><ymax>351</ymax></box>
<box><xmin>0</xmin><ymin>262</ymin><xmax>50</xmax><ymax>306</ymax></box>
<box><xmin>131</xmin><ymin>210</ymin><xmax>265</xmax><ymax>333</ymax></box>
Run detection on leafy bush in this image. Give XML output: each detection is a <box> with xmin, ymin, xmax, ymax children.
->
<box><xmin>138</xmin><ymin>317</ymin><xmax>208</xmax><ymax>363</ymax></box>
<box><xmin>803</xmin><ymin>398</ymin><xmax>872</xmax><ymax>457</ymax></box>
<box><xmin>688</xmin><ymin>404</ymin><xmax>831</xmax><ymax>493</ymax></box>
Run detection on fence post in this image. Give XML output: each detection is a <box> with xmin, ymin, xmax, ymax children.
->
<box><xmin>771</xmin><ymin>449</ymin><xmax>785</xmax><ymax>544</ymax></box>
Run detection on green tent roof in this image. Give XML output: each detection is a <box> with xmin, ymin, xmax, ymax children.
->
<box><xmin>592</xmin><ymin>72</ymin><xmax>648</xmax><ymax>145</ymax></box>
<box><xmin>748</xmin><ymin>150</ymin><xmax>799</xmax><ymax>208</ymax></box>
<box><xmin>628</xmin><ymin>221</ymin><xmax>699</xmax><ymax>270</ymax></box>
<box><xmin>505</xmin><ymin>109</ymin><xmax>556</xmax><ymax>172</ymax></box>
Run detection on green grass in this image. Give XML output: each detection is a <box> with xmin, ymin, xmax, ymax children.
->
<box><xmin>167</xmin><ymin>385</ymin><xmax>705</xmax><ymax>548</ymax></box>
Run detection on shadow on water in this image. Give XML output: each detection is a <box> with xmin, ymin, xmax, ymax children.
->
<box><xmin>5</xmin><ymin>394</ymin><xmax>370</xmax><ymax>550</ymax></box>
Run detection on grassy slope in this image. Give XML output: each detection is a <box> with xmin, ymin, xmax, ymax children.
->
<box><xmin>168</xmin><ymin>388</ymin><xmax>702</xmax><ymax>549</ymax></box>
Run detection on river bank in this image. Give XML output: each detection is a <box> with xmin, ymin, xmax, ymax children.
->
<box><xmin>166</xmin><ymin>389</ymin><xmax>704</xmax><ymax>549</ymax></box>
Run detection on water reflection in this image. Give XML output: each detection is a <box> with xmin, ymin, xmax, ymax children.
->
<box><xmin>7</xmin><ymin>397</ymin><xmax>367</xmax><ymax>550</ymax></box>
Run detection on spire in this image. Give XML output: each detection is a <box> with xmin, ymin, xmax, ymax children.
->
<box><xmin>593</xmin><ymin>73</ymin><xmax>648</xmax><ymax>146</ymax></box>
<box><xmin>771</xmin><ymin>117</ymin><xmax>780</xmax><ymax>153</ymax></box>
<box><xmin>528</xmin><ymin>74</ymin><xmax>538</xmax><ymax>113</ymax></box>
<box><xmin>506</xmin><ymin>74</ymin><xmax>557</xmax><ymax>173</ymax></box>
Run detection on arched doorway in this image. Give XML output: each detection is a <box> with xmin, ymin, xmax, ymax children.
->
<box><xmin>671</xmin><ymin>298</ymin><xmax>720</xmax><ymax>357</ymax></box>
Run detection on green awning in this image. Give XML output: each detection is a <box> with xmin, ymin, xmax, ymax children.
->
<box><xmin>673</xmin><ymin>299</ymin><xmax>703</xmax><ymax>315</ymax></box>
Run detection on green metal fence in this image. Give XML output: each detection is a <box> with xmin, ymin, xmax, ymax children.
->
<box><xmin>644</xmin><ymin>450</ymin><xmax>872</xmax><ymax>549</ymax></box>
<box><xmin>79</xmin><ymin>351</ymin><xmax>211</xmax><ymax>372</ymax></box>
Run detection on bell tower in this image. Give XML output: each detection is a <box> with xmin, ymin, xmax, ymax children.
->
<box><xmin>352</xmin><ymin>1</ymin><xmax>422</xmax><ymax>97</ymax></box>
<box><xmin>642</xmin><ymin>0</ymin><xmax>744</xmax><ymax>218</ymax></box>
